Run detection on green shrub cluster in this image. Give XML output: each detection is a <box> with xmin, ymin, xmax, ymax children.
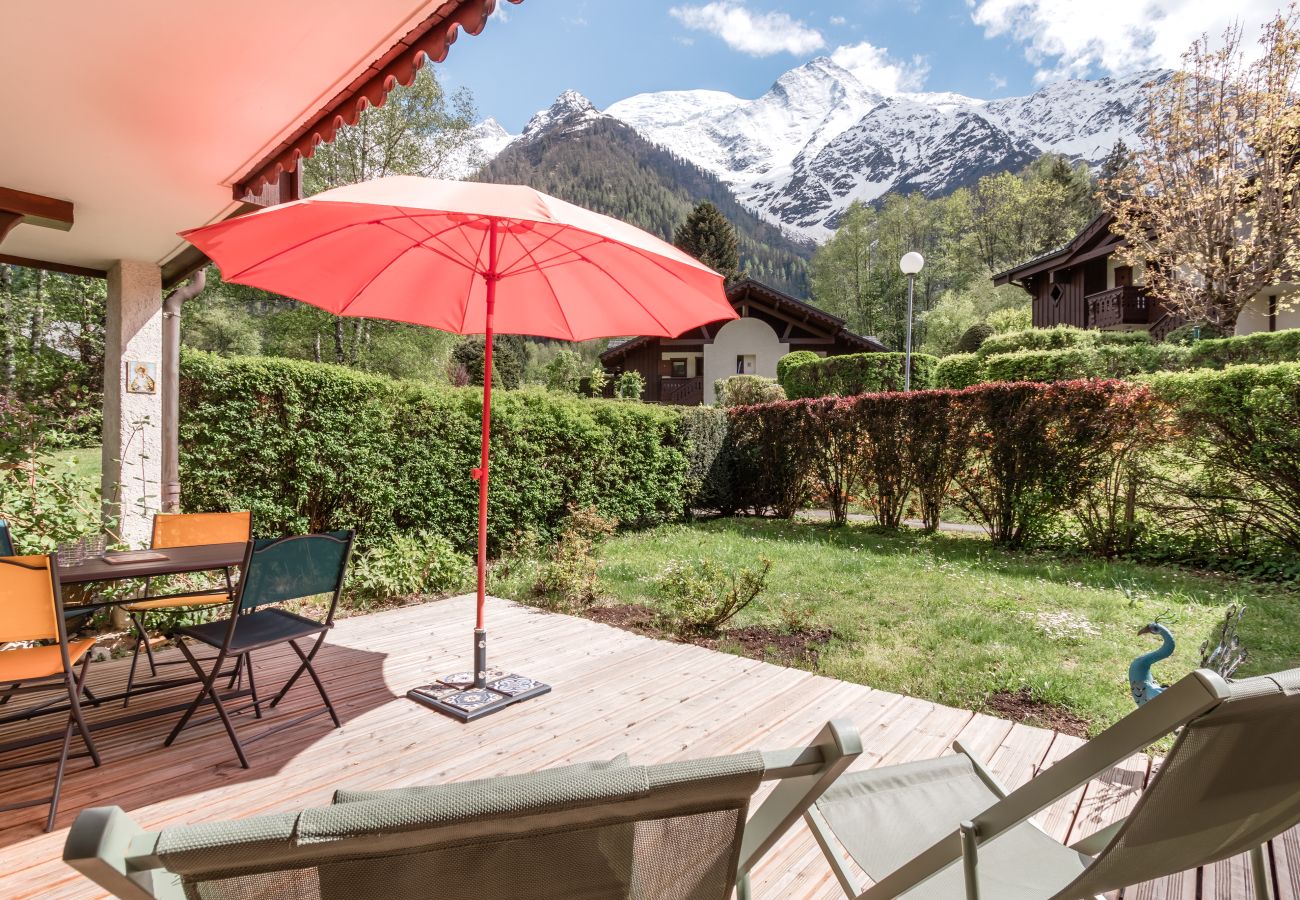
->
<box><xmin>714</xmin><ymin>374</ymin><xmax>786</xmax><ymax>407</ymax></box>
<box><xmin>933</xmin><ymin>353</ymin><xmax>983</xmax><ymax>390</ymax></box>
<box><xmin>778</xmin><ymin>351</ymin><xmax>939</xmax><ymax>399</ymax></box>
<box><xmin>179</xmin><ymin>351</ymin><xmax>689</xmax><ymax>552</ymax></box>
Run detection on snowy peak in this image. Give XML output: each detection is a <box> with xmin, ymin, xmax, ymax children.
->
<box><xmin>520</xmin><ymin>90</ymin><xmax>606</xmax><ymax>142</ymax></box>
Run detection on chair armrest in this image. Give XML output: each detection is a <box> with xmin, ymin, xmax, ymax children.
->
<box><xmin>63</xmin><ymin>807</ymin><xmax>183</xmax><ymax>900</ymax></box>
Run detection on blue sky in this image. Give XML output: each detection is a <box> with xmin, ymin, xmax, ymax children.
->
<box><xmin>440</xmin><ymin>0</ymin><xmax>1281</xmax><ymax>132</ymax></box>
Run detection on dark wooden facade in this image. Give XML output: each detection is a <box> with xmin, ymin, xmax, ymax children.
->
<box><xmin>993</xmin><ymin>212</ymin><xmax>1181</xmax><ymax>339</ymax></box>
<box><xmin>601</xmin><ymin>278</ymin><xmax>885</xmax><ymax>405</ymax></box>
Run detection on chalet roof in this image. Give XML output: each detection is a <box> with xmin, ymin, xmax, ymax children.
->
<box><xmin>992</xmin><ymin>211</ymin><xmax>1122</xmax><ymax>285</ymax></box>
<box><xmin>600</xmin><ymin>276</ymin><xmax>886</xmax><ymax>362</ymax></box>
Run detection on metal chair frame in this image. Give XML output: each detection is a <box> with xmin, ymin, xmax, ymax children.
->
<box><xmin>162</xmin><ymin>531</ymin><xmax>354</xmax><ymax>769</ymax></box>
<box><xmin>0</xmin><ymin>555</ymin><xmax>103</xmax><ymax>831</ymax></box>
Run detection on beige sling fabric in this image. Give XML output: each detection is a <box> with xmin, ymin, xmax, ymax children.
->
<box><xmin>153</xmin><ymin>752</ymin><xmax>765</xmax><ymax>900</ymax></box>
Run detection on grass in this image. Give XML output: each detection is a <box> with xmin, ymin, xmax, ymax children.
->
<box><xmin>501</xmin><ymin>517</ymin><xmax>1300</xmax><ymax>736</ymax></box>
<box><xmin>40</xmin><ymin>444</ymin><xmax>102</xmax><ymax>482</ymax></box>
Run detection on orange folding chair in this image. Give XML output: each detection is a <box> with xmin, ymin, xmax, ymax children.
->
<box><xmin>121</xmin><ymin>511</ymin><xmax>252</xmax><ymax>705</ymax></box>
<box><xmin>0</xmin><ymin>555</ymin><xmax>101</xmax><ymax>831</ymax></box>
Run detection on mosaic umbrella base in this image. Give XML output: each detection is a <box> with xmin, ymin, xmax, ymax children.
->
<box><xmin>407</xmin><ymin>669</ymin><xmax>551</xmax><ymax>722</ymax></box>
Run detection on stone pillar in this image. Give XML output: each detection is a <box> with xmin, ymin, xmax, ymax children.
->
<box><xmin>102</xmin><ymin>261</ymin><xmax>163</xmax><ymax>548</ymax></box>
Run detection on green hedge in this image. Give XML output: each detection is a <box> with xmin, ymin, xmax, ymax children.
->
<box><xmin>934</xmin><ymin>353</ymin><xmax>984</xmax><ymax>390</ymax></box>
<box><xmin>179</xmin><ymin>351</ymin><xmax>689</xmax><ymax>551</ymax></box>
<box><xmin>1183</xmin><ymin>329</ymin><xmax>1300</xmax><ymax>370</ymax></box>
<box><xmin>976</xmin><ymin>326</ymin><xmax>1149</xmax><ymax>358</ymax></box>
<box><xmin>779</xmin><ymin>351</ymin><xmax>938</xmax><ymax>399</ymax></box>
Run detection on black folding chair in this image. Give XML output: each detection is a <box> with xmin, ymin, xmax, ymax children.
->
<box><xmin>163</xmin><ymin>531</ymin><xmax>354</xmax><ymax>768</ymax></box>
<box><xmin>0</xmin><ymin>554</ymin><xmax>101</xmax><ymax>831</ymax></box>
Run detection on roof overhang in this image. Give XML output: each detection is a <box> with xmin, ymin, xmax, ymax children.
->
<box><xmin>0</xmin><ymin>0</ymin><xmax>515</xmax><ymax>282</ymax></box>
<box><xmin>992</xmin><ymin>211</ymin><xmax>1120</xmax><ymax>285</ymax></box>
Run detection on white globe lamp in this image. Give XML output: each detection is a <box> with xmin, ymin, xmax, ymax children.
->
<box><xmin>899</xmin><ymin>253</ymin><xmax>925</xmax><ymax>390</ymax></box>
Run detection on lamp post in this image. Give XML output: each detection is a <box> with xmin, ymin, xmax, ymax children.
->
<box><xmin>904</xmin><ymin>253</ymin><xmax>925</xmax><ymax>392</ymax></box>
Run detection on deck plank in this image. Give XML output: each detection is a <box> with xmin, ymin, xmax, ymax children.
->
<box><xmin>0</xmin><ymin>596</ymin><xmax>1287</xmax><ymax>899</ymax></box>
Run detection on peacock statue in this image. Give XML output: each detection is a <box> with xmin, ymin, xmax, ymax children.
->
<box><xmin>1129</xmin><ymin>621</ymin><xmax>1176</xmax><ymax>707</ymax></box>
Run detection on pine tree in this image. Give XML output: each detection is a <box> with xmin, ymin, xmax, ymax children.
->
<box><xmin>1097</xmin><ymin>139</ymin><xmax>1135</xmax><ymax>203</ymax></box>
<box><xmin>673</xmin><ymin>201</ymin><xmax>741</xmax><ymax>281</ymax></box>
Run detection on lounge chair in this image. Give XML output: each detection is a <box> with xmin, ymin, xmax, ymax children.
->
<box><xmin>64</xmin><ymin>719</ymin><xmax>861</xmax><ymax>899</ymax></box>
<box><xmin>804</xmin><ymin>667</ymin><xmax>1300</xmax><ymax>899</ymax></box>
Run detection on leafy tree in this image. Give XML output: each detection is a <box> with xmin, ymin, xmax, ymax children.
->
<box><xmin>920</xmin><ymin>279</ymin><xmax>1028</xmax><ymax>356</ymax></box>
<box><xmin>1097</xmin><ymin>139</ymin><xmax>1136</xmax><ymax>204</ymax></box>
<box><xmin>543</xmin><ymin>349</ymin><xmax>586</xmax><ymax>393</ymax></box>
<box><xmin>1107</xmin><ymin>11</ymin><xmax>1300</xmax><ymax>329</ymax></box>
<box><xmin>613</xmin><ymin>370</ymin><xmax>646</xmax><ymax>401</ymax></box>
<box><xmin>450</xmin><ymin>335</ymin><xmax>527</xmax><ymax>389</ymax></box>
<box><xmin>673</xmin><ymin>201</ymin><xmax>740</xmax><ymax>281</ymax></box>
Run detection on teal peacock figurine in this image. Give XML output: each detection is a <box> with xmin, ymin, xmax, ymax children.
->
<box><xmin>1129</xmin><ymin>621</ymin><xmax>1175</xmax><ymax>707</ymax></box>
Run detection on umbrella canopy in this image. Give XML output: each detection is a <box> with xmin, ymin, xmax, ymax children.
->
<box><xmin>182</xmin><ymin>176</ymin><xmax>734</xmax><ymax>707</ymax></box>
<box><xmin>182</xmin><ymin>176</ymin><xmax>733</xmax><ymax>341</ymax></box>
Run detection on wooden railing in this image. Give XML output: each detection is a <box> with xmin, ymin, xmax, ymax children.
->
<box><xmin>1087</xmin><ymin>285</ymin><xmax>1151</xmax><ymax>328</ymax></box>
<box><xmin>659</xmin><ymin>376</ymin><xmax>703</xmax><ymax>406</ymax></box>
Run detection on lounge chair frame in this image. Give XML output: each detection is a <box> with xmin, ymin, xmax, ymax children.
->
<box><xmin>66</xmin><ymin>719</ymin><xmax>862</xmax><ymax>899</ymax></box>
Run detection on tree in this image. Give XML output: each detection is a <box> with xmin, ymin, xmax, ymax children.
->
<box><xmin>451</xmin><ymin>335</ymin><xmax>526</xmax><ymax>389</ymax></box>
<box><xmin>673</xmin><ymin>201</ymin><xmax>740</xmax><ymax>281</ymax></box>
<box><xmin>1106</xmin><ymin>11</ymin><xmax>1300</xmax><ymax>329</ymax></box>
<box><xmin>1097</xmin><ymin>139</ymin><xmax>1136</xmax><ymax>204</ymax></box>
<box><xmin>543</xmin><ymin>349</ymin><xmax>585</xmax><ymax>393</ymax></box>
<box><xmin>298</xmin><ymin>66</ymin><xmax>478</xmax><ymax>366</ymax></box>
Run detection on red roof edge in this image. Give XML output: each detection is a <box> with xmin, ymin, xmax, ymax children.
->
<box><xmin>234</xmin><ymin>0</ymin><xmax>521</xmax><ymax>199</ymax></box>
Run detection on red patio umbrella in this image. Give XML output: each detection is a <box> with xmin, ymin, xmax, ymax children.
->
<box><xmin>181</xmin><ymin>176</ymin><xmax>734</xmax><ymax>720</ymax></box>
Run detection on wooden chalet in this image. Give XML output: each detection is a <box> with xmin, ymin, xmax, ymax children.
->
<box><xmin>601</xmin><ymin>277</ymin><xmax>885</xmax><ymax>405</ymax></box>
<box><xmin>992</xmin><ymin>212</ymin><xmax>1185</xmax><ymax>340</ymax></box>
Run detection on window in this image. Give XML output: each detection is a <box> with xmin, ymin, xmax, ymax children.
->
<box><xmin>1049</xmin><ymin>283</ymin><xmax>1064</xmax><ymax>303</ymax></box>
<box><xmin>670</xmin><ymin>358</ymin><xmax>688</xmax><ymax>378</ymax></box>
<box><xmin>736</xmin><ymin>354</ymin><xmax>755</xmax><ymax>375</ymax></box>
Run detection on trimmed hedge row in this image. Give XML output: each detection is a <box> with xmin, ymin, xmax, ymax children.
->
<box><xmin>778</xmin><ymin>351</ymin><xmax>939</xmax><ymax>399</ymax></box>
<box><xmin>722</xmin><ymin>380</ymin><xmax>1152</xmax><ymax>547</ymax></box>
<box><xmin>934</xmin><ymin>326</ymin><xmax>1300</xmax><ymax>388</ymax></box>
<box><xmin>179</xmin><ymin>351</ymin><xmax>689</xmax><ymax>551</ymax></box>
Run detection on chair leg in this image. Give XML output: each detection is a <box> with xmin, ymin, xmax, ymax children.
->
<box><xmin>245</xmin><ymin>652</ymin><xmax>261</xmax><ymax>719</ymax></box>
<box><xmin>45</xmin><ymin>716</ymin><xmax>76</xmax><ymax>833</ymax></box>
<box><xmin>164</xmin><ymin>640</ymin><xmax>249</xmax><ymax>769</ymax></box>
<box><xmin>287</xmin><ymin>637</ymin><xmax>339</xmax><ymax>728</ymax></box>
<box><xmin>270</xmin><ymin>632</ymin><xmax>325</xmax><ymax>710</ymax></box>
<box><xmin>0</xmin><ymin>682</ymin><xmax>19</xmax><ymax>706</ymax></box>
<box><xmin>135</xmin><ymin>613</ymin><xmax>159</xmax><ymax>678</ymax></box>
<box><xmin>123</xmin><ymin>628</ymin><xmax>144</xmax><ymax>709</ymax></box>
<box><xmin>69</xmin><ymin>656</ymin><xmax>101</xmax><ymax>768</ymax></box>
<box><xmin>227</xmin><ymin>654</ymin><xmax>244</xmax><ymax>692</ymax></box>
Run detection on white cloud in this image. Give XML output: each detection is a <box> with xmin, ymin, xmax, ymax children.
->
<box><xmin>970</xmin><ymin>0</ymin><xmax>1281</xmax><ymax>82</ymax></box>
<box><xmin>989</xmin><ymin>72</ymin><xmax>1008</xmax><ymax>90</ymax></box>
<box><xmin>669</xmin><ymin>3</ymin><xmax>826</xmax><ymax>56</ymax></box>
<box><xmin>830</xmin><ymin>15</ymin><xmax>848</xmax><ymax>26</ymax></box>
<box><xmin>830</xmin><ymin>41</ymin><xmax>930</xmax><ymax>94</ymax></box>
<box><xmin>490</xmin><ymin>3</ymin><xmax>509</xmax><ymax>23</ymax></box>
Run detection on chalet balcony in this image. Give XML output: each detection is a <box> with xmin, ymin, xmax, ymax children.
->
<box><xmin>1087</xmin><ymin>285</ymin><xmax>1152</xmax><ymax>328</ymax></box>
<box><xmin>659</xmin><ymin>375</ymin><xmax>704</xmax><ymax>405</ymax></box>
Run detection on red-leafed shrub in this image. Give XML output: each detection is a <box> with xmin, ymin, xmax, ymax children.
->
<box><xmin>952</xmin><ymin>380</ymin><xmax>1155</xmax><ymax>547</ymax></box>
<box><xmin>726</xmin><ymin>400</ymin><xmax>815</xmax><ymax>518</ymax></box>
<box><xmin>800</xmin><ymin>397</ymin><xmax>862</xmax><ymax>525</ymax></box>
<box><xmin>851</xmin><ymin>392</ymin><xmax>913</xmax><ymax>529</ymax></box>
<box><xmin>901</xmin><ymin>389</ymin><xmax>975</xmax><ymax>532</ymax></box>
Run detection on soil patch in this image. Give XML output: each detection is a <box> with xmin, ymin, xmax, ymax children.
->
<box><xmin>695</xmin><ymin>625</ymin><xmax>833</xmax><ymax>667</ymax></box>
<box><xmin>985</xmin><ymin>688</ymin><xmax>1091</xmax><ymax>738</ymax></box>
<box><xmin>585</xmin><ymin>603</ymin><xmax>663</xmax><ymax>638</ymax></box>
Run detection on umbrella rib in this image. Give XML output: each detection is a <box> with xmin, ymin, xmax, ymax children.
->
<box><xmin>225</xmin><ymin>219</ymin><xmax>372</xmax><ymax>280</ymax></box>
<box><xmin>461</xmin><ymin>218</ymin><xmax>494</xmax><ymax>335</ymax></box>
<box><xmin>376</xmin><ymin>221</ymin><xmax>478</xmax><ymax>273</ymax></box>
<box><xmin>336</xmin><ymin>239</ymin><xmax>420</xmax><ymax>318</ymax></box>
<box><xmin>390</xmin><ymin>208</ymin><xmax>486</xmax><ymax>272</ymax></box>
<box><xmin>510</xmin><ymin>229</ymin><xmax>579</xmax><ymax>341</ymax></box>
<box><xmin>498</xmin><ymin>235</ymin><xmax>609</xmax><ymax>279</ymax></box>
<box><xmin>495</xmin><ymin>228</ymin><xmax>594</xmax><ymax>278</ymax></box>
<box><xmin>532</xmin><ymin>240</ymin><xmax>675</xmax><ymax>337</ymax></box>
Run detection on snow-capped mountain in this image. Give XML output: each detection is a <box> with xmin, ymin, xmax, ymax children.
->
<box><xmin>467</xmin><ymin>61</ymin><xmax>1166</xmax><ymax>240</ymax></box>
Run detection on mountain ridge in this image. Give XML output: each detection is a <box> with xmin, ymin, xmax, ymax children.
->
<box><xmin>473</xmin><ymin>62</ymin><xmax>1167</xmax><ymax>241</ymax></box>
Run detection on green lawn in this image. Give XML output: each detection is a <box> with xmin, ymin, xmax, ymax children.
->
<box><xmin>40</xmin><ymin>445</ymin><xmax>102</xmax><ymax>482</ymax></box>
<box><xmin>514</xmin><ymin>518</ymin><xmax>1299</xmax><ymax>735</ymax></box>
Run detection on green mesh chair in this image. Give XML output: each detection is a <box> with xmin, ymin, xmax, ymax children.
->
<box><xmin>804</xmin><ymin>667</ymin><xmax>1300</xmax><ymax>900</ymax></box>
<box><xmin>0</xmin><ymin>519</ymin><xmax>13</xmax><ymax>556</ymax></box>
<box><xmin>65</xmin><ymin>719</ymin><xmax>861</xmax><ymax>899</ymax></box>
<box><xmin>162</xmin><ymin>531</ymin><xmax>354</xmax><ymax>769</ymax></box>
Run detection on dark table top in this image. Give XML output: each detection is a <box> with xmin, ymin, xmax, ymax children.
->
<box><xmin>57</xmin><ymin>542</ymin><xmax>246</xmax><ymax>585</ymax></box>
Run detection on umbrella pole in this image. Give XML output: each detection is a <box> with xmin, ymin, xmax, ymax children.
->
<box><xmin>473</xmin><ymin>235</ymin><xmax>497</xmax><ymax>690</ymax></box>
<box><xmin>406</xmin><ymin>217</ymin><xmax>550</xmax><ymax>721</ymax></box>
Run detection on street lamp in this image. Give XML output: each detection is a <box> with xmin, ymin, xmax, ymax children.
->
<box><xmin>899</xmin><ymin>251</ymin><xmax>925</xmax><ymax>391</ymax></box>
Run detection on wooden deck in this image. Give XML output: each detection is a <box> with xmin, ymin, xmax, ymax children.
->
<box><xmin>1</xmin><ymin>596</ymin><xmax>1294</xmax><ymax>898</ymax></box>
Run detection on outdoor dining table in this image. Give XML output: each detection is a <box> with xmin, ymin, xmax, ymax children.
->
<box><xmin>9</xmin><ymin>542</ymin><xmax>248</xmax><ymax>735</ymax></box>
